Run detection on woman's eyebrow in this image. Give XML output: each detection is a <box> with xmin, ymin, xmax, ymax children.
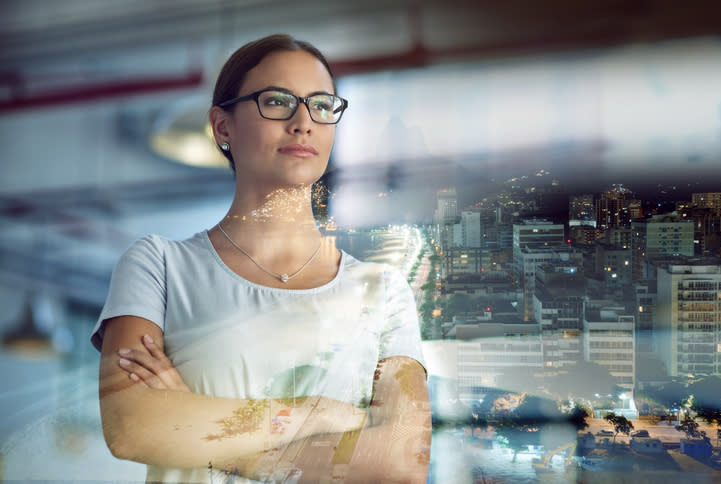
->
<box><xmin>263</xmin><ymin>85</ymin><xmax>293</xmax><ymax>94</ymax></box>
<box><xmin>262</xmin><ymin>86</ymin><xmax>335</xmax><ymax>97</ymax></box>
<box><xmin>306</xmin><ymin>90</ymin><xmax>335</xmax><ymax>97</ymax></box>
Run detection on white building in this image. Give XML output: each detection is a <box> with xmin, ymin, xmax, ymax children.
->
<box><xmin>454</xmin><ymin>318</ymin><xmax>543</xmax><ymax>402</ymax></box>
<box><xmin>631</xmin><ymin>213</ymin><xmax>694</xmax><ymax>280</ymax></box>
<box><xmin>513</xmin><ymin>220</ymin><xmax>565</xmax><ymax>263</ymax></box>
<box><xmin>435</xmin><ymin>188</ymin><xmax>458</xmax><ymax>222</ymax></box>
<box><xmin>657</xmin><ymin>262</ymin><xmax>721</xmax><ymax>377</ymax></box>
<box><xmin>460</xmin><ymin>210</ymin><xmax>482</xmax><ymax>248</ymax></box>
<box><xmin>583</xmin><ymin>305</ymin><xmax>635</xmax><ymax>391</ymax></box>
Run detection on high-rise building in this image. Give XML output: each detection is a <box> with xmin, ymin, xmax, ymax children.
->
<box><xmin>627</xmin><ymin>199</ymin><xmax>643</xmax><ymax>221</ymax></box>
<box><xmin>594</xmin><ymin>243</ymin><xmax>633</xmax><ymax>287</ymax></box>
<box><xmin>496</xmin><ymin>223</ymin><xmax>514</xmax><ymax>250</ymax></box>
<box><xmin>595</xmin><ymin>185</ymin><xmax>640</xmax><ymax>230</ymax></box>
<box><xmin>569</xmin><ymin>225</ymin><xmax>602</xmax><ymax>246</ymax></box>
<box><xmin>692</xmin><ymin>192</ymin><xmax>721</xmax><ymax>214</ymax></box>
<box><xmin>584</xmin><ymin>304</ymin><xmax>635</xmax><ymax>391</ymax></box>
<box><xmin>435</xmin><ymin>188</ymin><xmax>458</xmax><ymax>222</ymax></box>
<box><xmin>633</xmin><ymin>280</ymin><xmax>658</xmax><ymax>354</ymax></box>
<box><xmin>533</xmin><ymin>263</ymin><xmax>585</xmax><ymax>370</ymax></box>
<box><xmin>444</xmin><ymin>247</ymin><xmax>485</xmax><ymax>276</ymax></box>
<box><xmin>631</xmin><ymin>213</ymin><xmax>694</xmax><ymax>280</ymax></box>
<box><xmin>460</xmin><ymin>210</ymin><xmax>481</xmax><ymax>248</ymax></box>
<box><xmin>569</xmin><ymin>194</ymin><xmax>596</xmax><ymax>227</ymax></box>
<box><xmin>684</xmin><ymin>206</ymin><xmax>721</xmax><ymax>257</ymax></box>
<box><xmin>517</xmin><ymin>247</ymin><xmax>583</xmax><ymax>321</ymax></box>
<box><xmin>512</xmin><ymin>220</ymin><xmax>565</xmax><ymax>267</ymax></box>
<box><xmin>452</xmin><ymin>223</ymin><xmax>463</xmax><ymax>247</ymax></box>
<box><xmin>657</xmin><ymin>262</ymin><xmax>721</xmax><ymax>377</ymax></box>
<box><xmin>512</xmin><ymin>220</ymin><xmax>568</xmax><ymax>320</ymax></box>
<box><xmin>605</xmin><ymin>227</ymin><xmax>633</xmax><ymax>249</ymax></box>
<box><xmin>435</xmin><ymin>188</ymin><xmax>460</xmax><ymax>257</ymax></box>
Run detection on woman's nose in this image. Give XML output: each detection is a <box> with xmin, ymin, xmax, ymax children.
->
<box><xmin>287</xmin><ymin>104</ymin><xmax>313</xmax><ymax>134</ymax></box>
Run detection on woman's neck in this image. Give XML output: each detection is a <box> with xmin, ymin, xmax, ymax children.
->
<box><xmin>231</xmin><ymin>184</ymin><xmax>314</xmax><ymax>221</ymax></box>
<box><xmin>219</xmin><ymin>183</ymin><xmax>321</xmax><ymax>251</ymax></box>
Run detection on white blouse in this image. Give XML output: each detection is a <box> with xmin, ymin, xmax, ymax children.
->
<box><xmin>92</xmin><ymin>231</ymin><xmax>425</xmax><ymax>483</ymax></box>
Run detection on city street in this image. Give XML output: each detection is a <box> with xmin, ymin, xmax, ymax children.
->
<box><xmin>585</xmin><ymin>418</ymin><xmax>719</xmax><ymax>446</ymax></box>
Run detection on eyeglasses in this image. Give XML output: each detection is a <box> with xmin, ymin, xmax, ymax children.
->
<box><xmin>217</xmin><ymin>89</ymin><xmax>349</xmax><ymax>125</ymax></box>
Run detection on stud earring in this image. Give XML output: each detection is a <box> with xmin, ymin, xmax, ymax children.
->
<box><xmin>220</xmin><ymin>142</ymin><xmax>230</xmax><ymax>151</ymax></box>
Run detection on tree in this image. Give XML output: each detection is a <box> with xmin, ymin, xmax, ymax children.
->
<box><xmin>473</xmin><ymin>390</ymin><xmax>504</xmax><ymax>420</ymax></box>
<box><xmin>567</xmin><ymin>404</ymin><xmax>591</xmax><ymax>432</ymax></box>
<box><xmin>494</xmin><ymin>395</ymin><xmax>561</xmax><ymax>460</ymax></box>
<box><xmin>420</xmin><ymin>299</ymin><xmax>435</xmax><ymax>324</ymax></box>
<box><xmin>688</xmin><ymin>376</ymin><xmax>721</xmax><ymax>411</ymax></box>
<box><xmin>651</xmin><ymin>381</ymin><xmax>690</xmax><ymax>412</ymax></box>
<box><xmin>513</xmin><ymin>395</ymin><xmax>563</xmax><ymax>429</ymax></box>
<box><xmin>675</xmin><ymin>415</ymin><xmax>706</xmax><ymax>439</ymax></box>
<box><xmin>603</xmin><ymin>412</ymin><xmax>634</xmax><ymax>442</ymax></box>
<box><xmin>689</xmin><ymin>376</ymin><xmax>721</xmax><ymax>433</ymax></box>
<box><xmin>420</xmin><ymin>281</ymin><xmax>435</xmax><ymax>291</ymax></box>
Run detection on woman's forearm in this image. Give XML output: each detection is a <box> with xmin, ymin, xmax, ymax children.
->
<box><xmin>220</xmin><ymin>404</ymin><xmax>430</xmax><ymax>483</ymax></box>
<box><xmin>225</xmin><ymin>357</ymin><xmax>432</xmax><ymax>483</ymax></box>
<box><xmin>98</xmin><ymin>317</ymin><xmax>365</xmax><ymax>470</ymax></box>
<box><xmin>99</xmin><ymin>317</ymin><xmax>430</xmax><ymax>481</ymax></box>
<box><xmin>101</xmin><ymin>377</ymin><xmax>364</xmax><ymax>470</ymax></box>
<box><xmin>101</xmin><ymin>371</ymin><xmax>429</xmax><ymax>483</ymax></box>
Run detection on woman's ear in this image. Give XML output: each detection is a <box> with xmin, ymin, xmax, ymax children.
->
<box><xmin>209</xmin><ymin>106</ymin><xmax>231</xmax><ymax>145</ymax></box>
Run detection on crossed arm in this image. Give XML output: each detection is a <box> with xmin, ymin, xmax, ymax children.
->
<box><xmin>99</xmin><ymin>315</ymin><xmax>431</xmax><ymax>483</ymax></box>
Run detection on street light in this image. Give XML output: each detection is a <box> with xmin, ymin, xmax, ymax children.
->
<box><xmin>620</xmin><ymin>393</ymin><xmax>628</xmax><ymax>413</ymax></box>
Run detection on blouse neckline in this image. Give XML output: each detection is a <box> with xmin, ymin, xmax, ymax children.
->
<box><xmin>200</xmin><ymin>230</ymin><xmax>348</xmax><ymax>294</ymax></box>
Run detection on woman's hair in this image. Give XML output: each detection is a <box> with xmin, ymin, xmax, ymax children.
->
<box><xmin>212</xmin><ymin>34</ymin><xmax>336</xmax><ymax>172</ymax></box>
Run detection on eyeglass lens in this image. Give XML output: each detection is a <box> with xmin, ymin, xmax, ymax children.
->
<box><xmin>258</xmin><ymin>91</ymin><xmax>344</xmax><ymax>124</ymax></box>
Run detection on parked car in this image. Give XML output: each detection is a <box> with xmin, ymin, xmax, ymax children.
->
<box><xmin>631</xmin><ymin>430</ymin><xmax>650</xmax><ymax>438</ymax></box>
<box><xmin>596</xmin><ymin>430</ymin><xmax>615</xmax><ymax>437</ymax></box>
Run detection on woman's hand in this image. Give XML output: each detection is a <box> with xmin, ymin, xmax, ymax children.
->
<box><xmin>117</xmin><ymin>334</ymin><xmax>190</xmax><ymax>393</ymax></box>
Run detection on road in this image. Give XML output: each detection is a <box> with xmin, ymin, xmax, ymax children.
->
<box><xmin>359</xmin><ymin>225</ymin><xmax>429</xmax><ymax>304</ymax></box>
<box><xmin>585</xmin><ymin>418</ymin><xmax>719</xmax><ymax>445</ymax></box>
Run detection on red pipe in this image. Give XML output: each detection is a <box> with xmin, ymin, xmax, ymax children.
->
<box><xmin>0</xmin><ymin>71</ymin><xmax>203</xmax><ymax>112</ymax></box>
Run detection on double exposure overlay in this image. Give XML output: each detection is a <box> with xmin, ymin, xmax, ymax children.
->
<box><xmin>1</xmin><ymin>4</ymin><xmax>721</xmax><ymax>483</ymax></box>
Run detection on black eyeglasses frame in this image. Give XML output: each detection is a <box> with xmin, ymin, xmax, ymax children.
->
<box><xmin>216</xmin><ymin>89</ymin><xmax>349</xmax><ymax>125</ymax></box>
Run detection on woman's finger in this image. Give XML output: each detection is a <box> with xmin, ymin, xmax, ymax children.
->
<box><xmin>118</xmin><ymin>346</ymin><xmax>191</xmax><ymax>393</ymax></box>
<box><xmin>140</xmin><ymin>336</ymin><xmax>191</xmax><ymax>392</ymax></box>
<box><xmin>118</xmin><ymin>347</ymin><xmax>167</xmax><ymax>375</ymax></box>
<box><xmin>118</xmin><ymin>357</ymin><xmax>165</xmax><ymax>389</ymax></box>
<box><xmin>127</xmin><ymin>372</ymin><xmax>149</xmax><ymax>388</ymax></box>
<box><xmin>142</xmin><ymin>334</ymin><xmax>170</xmax><ymax>362</ymax></box>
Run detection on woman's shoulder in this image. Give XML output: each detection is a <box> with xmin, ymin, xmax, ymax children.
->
<box><xmin>340</xmin><ymin>251</ymin><xmax>407</xmax><ymax>286</ymax></box>
<box><xmin>122</xmin><ymin>231</ymin><xmax>208</xmax><ymax>258</ymax></box>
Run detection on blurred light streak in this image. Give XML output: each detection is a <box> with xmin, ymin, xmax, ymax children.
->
<box><xmin>335</xmin><ymin>36</ymin><xmax>721</xmax><ymax>174</ymax></box>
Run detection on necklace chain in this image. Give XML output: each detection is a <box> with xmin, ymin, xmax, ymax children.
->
<box><xmin>217</xmin><ymin>224</ymin><xmax>321</xmax><ymax>283</ymax></box>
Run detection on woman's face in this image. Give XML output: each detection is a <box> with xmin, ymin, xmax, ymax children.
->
<box><xmin>218</xmin><ymin>49</ymin><xmax>337</xmax><ymax>190</ymax></box>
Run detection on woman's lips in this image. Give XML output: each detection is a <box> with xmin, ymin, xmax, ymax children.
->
<box><xmin>278</xmin><ymin>144</ymin><xmax>318</xmax><ymax>158</ymax></box>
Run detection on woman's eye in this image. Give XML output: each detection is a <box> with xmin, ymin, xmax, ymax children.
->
<box><xmin>310</xmin><ymin>99</ymin><xmax>333</xmax><ymax>112</ymax></box>
<box><xmin>264</xmin><ymin>94</ymin><xmax>293</xmax><ymax>107</ymax></box>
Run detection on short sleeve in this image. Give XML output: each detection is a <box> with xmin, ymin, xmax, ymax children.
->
<box><xmin>378</xmin><ymin>265</ymin><xmax>426</xmax><ymax>375</ymax></box>
<box><xmin>90</xmin><ymin>235</ymin><xmax>167</xmax><ymax>351</ymax></box>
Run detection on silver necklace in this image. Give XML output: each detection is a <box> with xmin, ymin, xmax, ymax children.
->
<box><xmin>217</xmin><ymin>223</ymin><xmax>321</xmax><ymax>283</ymax></box>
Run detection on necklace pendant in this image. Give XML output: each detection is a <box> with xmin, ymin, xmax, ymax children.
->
<box><xmin>280</xmin><ymin>274</ymin><xmax>289</xmax><ymax>283</ymax></box>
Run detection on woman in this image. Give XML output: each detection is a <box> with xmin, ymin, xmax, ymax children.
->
<box><xmin>92</xmin><ymin>34</ymin><xmax>430</xmax><ymax>483</ymax></box>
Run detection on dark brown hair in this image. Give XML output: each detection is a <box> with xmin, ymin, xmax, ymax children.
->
<box><xmin>212</xmin><ymin>34</ymin><xmax>336</xmax><ymax>172</ymax></box>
